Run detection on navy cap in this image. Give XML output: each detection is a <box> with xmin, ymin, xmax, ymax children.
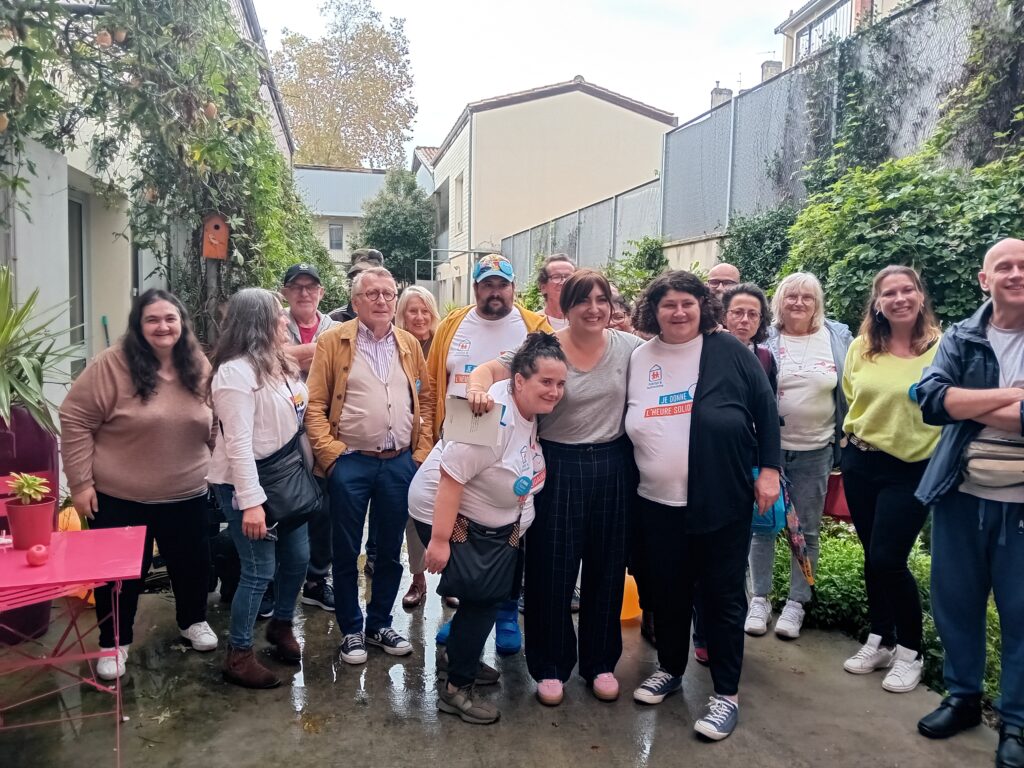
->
<box><xmin>283</xmin><ymin>263</ymin><xmax>321</xmax><ymax>285</ymax></box>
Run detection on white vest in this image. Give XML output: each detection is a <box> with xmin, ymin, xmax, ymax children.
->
<box><xmin>336</xmin><ymin>349</ymin><xmax>413</xmax><ymax>452</ymax></box>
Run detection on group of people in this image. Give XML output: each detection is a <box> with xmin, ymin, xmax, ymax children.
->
<box><xmin>57</xmin><ymin>238</ymin><xmax>1024</xmax><ymax>765</ymax></box>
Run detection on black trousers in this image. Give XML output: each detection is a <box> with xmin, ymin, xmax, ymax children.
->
<box><xmin>306</xmin><ymin>476</ymin><xmax>332</xmax><ymax>581</ymax></box>
<box><xmin>524</xmin><ymin>436</ymin><xmax>632</xmax><ymax>682</ymax></box>
<box><xmin>840</xmin><ymin>445</ymin><xmax>929</xmax><ymax>652</ymax></box>
<box><xmin>414</xmin><ymin>520</ymin><xmax>499</xmax><ymax>689</ymax></box>
<box><xmin>92</xmin><ymin>491</ymin><xmax>210</xmax><ymax>647</ymax></box>
<box><xmin>637</xmin><ymin>498</ymin><xmax>749</xmax><ymax>696</ymax></box>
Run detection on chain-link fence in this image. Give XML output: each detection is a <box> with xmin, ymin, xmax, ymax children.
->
<box><xmin>662</xmin><ymin>0</ymin><xmax>989</xmax><ymax>243</ymax></box>
<box><xmin>501</xmin><ymin>180</ymin><xmax>661</xmax><ymax>270</ymax></box>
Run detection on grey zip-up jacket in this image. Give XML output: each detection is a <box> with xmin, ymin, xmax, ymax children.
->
<box><xmin>286</xmin><ymin>311</ymin><xmax>335</xmax><ymax>347</ymax></box>
<box><xmin>766</xmin><ymin>318</ymin><xmax>853</xmax><ymax>467</ymax></box>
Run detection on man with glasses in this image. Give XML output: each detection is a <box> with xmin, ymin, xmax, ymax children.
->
<box><xmin>281</xmin><ymin>263</ymin><xmax>338</xmax><ymax>612</ymax></box>
<box><xmin>536</xmin><ymin>253</ymin><xmax>577</xmax><ymax>330</ymax></box>
<box><xmin>706</xmin><ymin>263</ymin><xmax>741</xmax><ymax>299</ymax></box>
<box><xmin>426</xmin><ymin>253</ymin><xmax>551</xmax><ymax>654</ymax></box>
<box><xmin>305</xmin><ymin>266</ymin><xmax>435</xmax><ymax>666</ymax></box>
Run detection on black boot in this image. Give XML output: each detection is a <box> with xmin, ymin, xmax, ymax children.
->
<box><xmin>917</xmin><ymin>694</ymin><xmax>982</xmax><ymax>739</ymax></box>
<box><xmin>998</xmin><ymin>724</ymin><xmax>1024</xmax><ymax>768</ymax></box>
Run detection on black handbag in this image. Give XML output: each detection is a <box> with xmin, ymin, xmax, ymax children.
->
<box><xmin>254</xmin><ymin>427</ymin><xmax>322</xmax><ymax>532</ymax></box>
<box><xmin>438</xmin><ymin>514</ymin><xmax>523</xmax><ymax>604</ymax></box>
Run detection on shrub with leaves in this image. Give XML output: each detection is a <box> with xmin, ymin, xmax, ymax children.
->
<box><xmin>720</xmin><ymin>206</ymin><xmax>797</xmax><ymax>292</ymax></box>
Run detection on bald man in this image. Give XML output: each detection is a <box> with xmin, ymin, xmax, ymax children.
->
<box><xmin>707</xmin><ymin>263</ymin><xmax>741</xmax><ymax>299</ymax></box>
<box><xmin>914</xmin><ymin>238</ymin><xmax>1024</xmax><ymax>768</ymax></box>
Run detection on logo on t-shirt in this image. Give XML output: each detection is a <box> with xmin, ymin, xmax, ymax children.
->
<box><xmin>647</xmin><ymin>364</ymin><xmax>664</xmax><ymax>389</ymax></box>
<box><xmin>644</xmin><ymin>387</ymin><xmax>696</xmax><ymax>418</ymax></box>
<box><xmin>453</xmin><ymin>339</ymin><xmax>472</xmax><ymax>356</ymax></box>
<box><xmin>453</xmin><ymin>363</ymin><xmax>477</xmax><ymax>385</ymax></box>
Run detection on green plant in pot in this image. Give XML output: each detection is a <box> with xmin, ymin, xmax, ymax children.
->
<box><xmin>5</xmin><ymin>473</ymin><xmax>56</xmax><ymax>550</ymax></box>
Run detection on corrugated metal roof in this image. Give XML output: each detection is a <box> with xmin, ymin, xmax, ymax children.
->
<box><xmin>293</xmin><ymin>166</ymin><xmax>387</xmax><ymax>217</ymax></box>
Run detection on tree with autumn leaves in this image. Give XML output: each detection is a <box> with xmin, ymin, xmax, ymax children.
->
<box><xmin>272</xmin><ymin>0</ymin><xmax>417</xmax><ymax>168</ymax></box>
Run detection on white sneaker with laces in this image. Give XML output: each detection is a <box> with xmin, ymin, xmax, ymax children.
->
<box><xmin>844</xmin><ymin>633</ymin><xmax>894</xmax><ymax>674</ymax></box>
<box><xmin>744</xmin><ymin>597</ymin><xmax>772</xmax><ymax>636</ymax></box>
<box><xmin>180</xmin><ymin>621</ymin><xmax>219</xmax><ymax>652</ymax></box>
<box><xmin>774</xmin><ymin>600</ymin><xmax>805</xmax><ymax>639</ymax></box>
<box><xmin>96</xmin><ymin>645</ymin><xmax>129</xmax><ymax>681</ymax></box>
<box><xmin>882</xmin><ymin>645</ymin><xmax>923</xmax><ymax>692</ymax></box>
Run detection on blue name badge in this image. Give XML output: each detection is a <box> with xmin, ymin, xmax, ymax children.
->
<box><xmin>513</xmin><ymin>476</ymin><xmax>532</xmax><ymax>496</ymax></box>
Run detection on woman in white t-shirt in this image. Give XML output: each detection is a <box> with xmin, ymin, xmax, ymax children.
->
<box><xmin>208</xmin><ymin>288</ymin><xmax>312</xmax><ymax>690</ymax></box>
<box><xmin>624</xmin><ymin>271</ymin><xmax>781</xmax><ymax>742</ymax></box>
<box><xmin>746</xmin><ymin>272</ymin><xmax>852</xmax><ymax>641</ymax></box>
<box><xmin>408</xmin><ymin>333</ymin><xmax>567</xmax><ymax>725</ymax></box>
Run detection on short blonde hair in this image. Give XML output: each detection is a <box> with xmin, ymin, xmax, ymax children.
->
<box><xmin>772</xmin><ymin>272</ymin><xmax>825</xmax><ymax>332</ymax></box>
<box><xmin>350</xmin><ymin>266</ymin><xmax>395</xmax><ymax>295</ymax></box>
<box><xmin>396</xmin><ymin>285</ymin><xmax>440</xmax><ymax>335</ymax></box>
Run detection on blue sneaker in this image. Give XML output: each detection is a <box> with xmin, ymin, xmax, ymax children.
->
<box><xmin>694</xmin><ymin>695</ymin><xmax>739</xmax><ymax>740</ymax></box>
<box><xmin>495</xmin><ymin>600</ymin><xmax>521</xmax><ymax>655</ymax></box>
<box><xmin>633</xmin><ymin>669</ymin><xmax>682</xmax><ymax>704</ymax></box>
<box><xmin>435</xmin><ymin>619</ymin><xmax>451</xmax><ymax>645</ymax></box>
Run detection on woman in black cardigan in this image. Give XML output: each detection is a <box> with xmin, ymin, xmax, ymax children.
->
<box><xmin>624</xmin><ymin>270</ymin><xmax>781</xmax><ymax>742</ymax></box>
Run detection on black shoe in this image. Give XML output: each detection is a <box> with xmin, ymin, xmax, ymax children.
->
<box><xmin>917</xmin><ymin>694</ymin><xmax>982</xmax><ymax>739</ymax></box>
<box><xmin>363</xmin><ymin>558</ymin><xmax>375</xmax><ymax>577</ymax></box>
<box><xmin>301</xmin><ymin>579</ymin><xmax>335</xmax><ymax>611</ymax></box>
<box><xmin>257</xmin><ymin>585</ymin><xmax>274</xmax><ymax>620</ymax></box>
<box><xmin>998</xmin><ymin>724</ymin><xmax>1024</xmax><ymax>768</ymax></box>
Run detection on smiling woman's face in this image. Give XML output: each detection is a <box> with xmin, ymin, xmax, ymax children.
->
<box><xmin>141</xmin><ymin>299</ymin><xmax>182</xmax><ymax>352</ymax></box>
<box><xmin>655</xmin><ymin>289</ymin><xmax>702</xmax><ymax>344</ymax></box>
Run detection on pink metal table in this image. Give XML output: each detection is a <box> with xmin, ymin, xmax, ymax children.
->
<box><xmin>0</xmin><ymin>527</ymin><xmax>146</xmax><ymax>767</ymax></box>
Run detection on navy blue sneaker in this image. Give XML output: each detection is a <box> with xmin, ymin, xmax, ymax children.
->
<box><xmin>495</xmin><ymin>600</ymin><xmax>521</xmax><ymax>655</ymax></box>
<box><xmin>694</xmin><ymin>695</ymin><xmax>739</xmax><ymax>740</ymax></box>
<box><xmin>633</xmin><ymin>670</ymin><xmax>682</xmax><ymax>704</ymax></box>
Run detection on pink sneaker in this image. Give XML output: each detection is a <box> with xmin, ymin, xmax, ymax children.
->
<box><xmin>536</xmin><ymin>678</ymin><xmax>564</xmax><ymax>706</ymax></box>
<box><xmin>592</xmin><ymin>672</ymin><xmax>620</xmax><ymax>701</ymax></box>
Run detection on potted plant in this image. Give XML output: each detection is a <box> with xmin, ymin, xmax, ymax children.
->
<box><xmin>5</xmin><ymin>473</ymin><xmax>56</xmax><ymax>550</ymax></box>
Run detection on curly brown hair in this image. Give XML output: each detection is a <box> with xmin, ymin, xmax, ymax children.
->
<box><xmin>632</xmin><ymin>271</ymin><xmax>719</xmax><ymax>336</ymax></box>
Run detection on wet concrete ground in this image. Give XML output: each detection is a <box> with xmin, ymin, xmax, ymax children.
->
<box><xmin>1</xmin><ymin>567</ymin><xmax>997</xmax><ymax>768</ymax></box>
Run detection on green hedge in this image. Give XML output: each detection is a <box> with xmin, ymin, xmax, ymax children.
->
<box><xmin>770</xmin><ymin>517</ymin><xmax>1001</xmax><ymax>702</ymax></box>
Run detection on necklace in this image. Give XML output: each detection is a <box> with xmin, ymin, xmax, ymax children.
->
<box><xmin>782</xmin><ymin>332</ymin><xmax>814</xmax><ymax>372</ymax></box>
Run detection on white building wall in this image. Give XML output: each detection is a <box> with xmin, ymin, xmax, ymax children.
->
<box><xmin>433</xmin><ymin>121</ymin><xmax>471</xmax><ymax>255</ymax></box>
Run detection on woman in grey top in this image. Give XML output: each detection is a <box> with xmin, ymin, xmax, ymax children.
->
<box><xmin>469</xmin><ymin>269</ymin><xmax>641</xmax><ymax>706</ymax></box>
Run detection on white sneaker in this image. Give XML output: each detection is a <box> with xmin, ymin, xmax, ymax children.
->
<box><xmin>882</xmin><ymin>645</ymin><xmax>923</xmax><ymax>692</ymax></box>
<box><xmin>180</xmin><ymin>621</ymin><xmax>219</xmax><ymax>652</ymax></box>
<box><xmin>96</xmin><ymin>645</ymin><xmax>129</xmax><ymax>681</ymax></box>
<box><xmin>774</xmin><ymin>600</ymin><xmax>805</xmax><ymax>639</ymax></box>
<box><xmin>744</xmin><ymin>597</ymin><xmax>772</xmax><ymax>636</ymax></box>
<box><xmin>844</xmin><ymin>633</ymin><xmax>895</xmax><ymax>674</ymax></box>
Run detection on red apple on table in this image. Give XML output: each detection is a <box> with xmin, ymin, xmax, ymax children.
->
<box><xmin>26</xmin><ymin>544</ymin><xmax>48</xmax><ymax>566</ymax></box>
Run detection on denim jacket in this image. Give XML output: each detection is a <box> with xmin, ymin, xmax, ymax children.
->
<box><xmin>915</xmin><ymin>300</ymin><xmax>1024</xmax><ymax>506</ymax></box>
<box><xmin>766</xmin><ymin>318</ymin><xmax>853</xmax><ymax>467</ymax></box>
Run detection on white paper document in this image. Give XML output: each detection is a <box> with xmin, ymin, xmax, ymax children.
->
<box><xmin>442</xmin><ymin>396</ymin><xmax>503</xmax><ymax>447</ymax></box>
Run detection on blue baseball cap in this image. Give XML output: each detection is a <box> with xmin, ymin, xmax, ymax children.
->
<box><xmin>473</xmin><ymin>254</ymin><xmax>515</xmax><ymax>283</ymax></box>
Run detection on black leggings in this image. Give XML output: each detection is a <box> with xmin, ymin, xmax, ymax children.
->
<box><xmin>414</xmin><ymin>520</ymin><xmax>499</xmax><ymax>689</ymax></box>
<box><xmin>92</xmin><ymin>492</ymin><xmax>210</xmax><ymax>647</ymax></box>
<box><xmin>840</xmin><ymin>445</ymin><xmax>929</xmax><ymax>652</ymax></box>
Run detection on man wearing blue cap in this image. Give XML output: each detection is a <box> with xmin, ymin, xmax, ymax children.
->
<box><xmin>425</xmin><ymin>254</ymin><xmax>551</xmax><ymax>655</ymax></box>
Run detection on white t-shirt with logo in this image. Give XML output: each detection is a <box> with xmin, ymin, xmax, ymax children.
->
<box><xmin>445</xmin><ymin>307</ymin><xmax>528</xmax><ymax>398</ymax></box>
<box><xmin>777</xmin><ymin>327</ymin><xmax>837</xmax><ymax>451</ymax></box>
<box><xmin>409</xmin><ymin>383</ymin><xmax>543</xmax><ymax>532</ymax></box>
<box><xmin>546</xmin><ymin>314</ymin><xmax>569</xmax><ymax>331</ymax></box>
<box><xmin>625</xmin><ymin>335</ymin><xmax>703</xmax><ymax>507</ymax></box>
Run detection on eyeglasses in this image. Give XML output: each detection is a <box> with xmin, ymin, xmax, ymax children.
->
<box><xmin>726</xmin><ymin>308</ymin><xmax>761</xmax><ymax>321</ymax></box>
<box><xmin>286</xmin><ymin>283</ymin><xmax>320</xmax><ymax>295</ymax></box>
<box><xmin>546</xmin><ymin>273</ymin><xmax>572</xmax><ymax>284</ymax></box>
<box><xmin>708</xmin><ymin>278</ymin><xmax>739</xmax><ymax>288</ymax></box>
<box><xmin>610</xmin><ymin>312</ymin><xmax>628</xmax><ymax>321</ymax></box>
<box><xmin>356</xmin><ymin>289</ymin><xmax>397</xmax><ymax>302</ymax></box>
<box><xmin>784</xmin><ymin>293</ymin><xmax>816</xmax><ymax>305</ymax></box>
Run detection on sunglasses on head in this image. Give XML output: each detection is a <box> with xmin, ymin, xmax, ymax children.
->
<box><xmin>474</xmin><ymin>258</ymin><xmax>514</xmax><ymax>280</ymax></box>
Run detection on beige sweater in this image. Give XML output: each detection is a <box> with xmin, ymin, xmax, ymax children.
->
<box><xmin>59</xmin><ymin>344</ymin><xmax>216</xmax><ymax>502</ymax></box>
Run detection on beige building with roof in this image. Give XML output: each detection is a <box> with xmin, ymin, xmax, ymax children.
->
<box><xmin>427</xmin><ymin>76</ymin><xmax>677</xmax><ymax>307</ymax></box>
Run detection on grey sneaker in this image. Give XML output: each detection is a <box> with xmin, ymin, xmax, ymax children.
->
<box><xmin>437</xmin><ymin>649</ymin><xmax>500</xmax><ymax>686</ymax></box>
<box><xmin>367</xmin><ymin>627</ymin><xmax>412</xmax><ymax>656</ymax></box>
<box><xmin>437</xmin><ymin>681</ymin><xmax>500</xmax><ymax>724</ymax></box>
<box><xmin>695</xmin><ymin>695</ymin><xmax>739</xmax><ymax>740</ymax></box>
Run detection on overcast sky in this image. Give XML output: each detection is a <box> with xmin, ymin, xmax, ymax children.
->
<box><xmin>251</xmin><ymin>0</ymin><xmax>793</xmax><ymax>166</ymax></box>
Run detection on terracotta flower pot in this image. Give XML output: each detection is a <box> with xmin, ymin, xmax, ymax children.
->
<box><xmin>8</xmin><ymin>496</ymin><xmax>56</xmax><ymax>550</ymax></box>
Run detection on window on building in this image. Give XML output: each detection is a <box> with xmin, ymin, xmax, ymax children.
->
<box><xmin>328</xmin><ymin>223</ymin><xmax>344</xmax><ymax>250</ymax></box>
<box><xmin>795</xmin><ymin>0</ymin><xmax>853</xmax><ymax>62</ymax></box>
<box><xmin>454</xmin><ymin>173</ymin><xmax>464</xmax><ymax>234</ymax></box>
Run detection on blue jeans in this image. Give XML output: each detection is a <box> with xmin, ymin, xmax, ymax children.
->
<box><xmin>329</xmin><ymin>451</ymin><xmax>416</xmax><ymax>636</ymax></box>
<box><xmin>213</xmin><ymin>484</ymin><xmax>310</xmax><ymax>649</ymax></box>
<box><xmin>749</xmin><ymin>444</ymin><xmax>832</xmax><ymax>603</ymax></box>
<box><xmin>932</xmin><ymin>490</ymin><xmax>1024</xmax><ymax>727</ymax></box>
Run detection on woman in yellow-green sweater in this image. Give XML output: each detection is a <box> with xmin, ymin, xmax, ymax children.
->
<box><xmin>839</xmin><ymin>266</ymin><xmax>941</xmax><ymax>694</ymax></box>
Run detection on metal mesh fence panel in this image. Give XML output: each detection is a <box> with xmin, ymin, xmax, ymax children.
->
<box><xmin>509</xmin><ymin>231</ymin><xmax>531</xmax><ymax>283</ymax></box>
<box><xmin>577</xmin><ymin>198</ymin><xmax>614</xmax><ymax>268</ymax></box>
<box><xmin>551</xmin><ymin>212</ymin><xmax>580</xmax><ymax>262</ymax></box>
<box><xmin>662</xmin><ymin>104</ymin><xmax>732</xmax><ymax>242</ymax></box>
<box><xmin>613</xmin><ymin>181</ymin><xmax>662</xmax><ymax>259</ymax></box>
<box><xmin>529</xmin><ymin>224</ymin><xmax>551</xmax><ymax>263</ymax></box>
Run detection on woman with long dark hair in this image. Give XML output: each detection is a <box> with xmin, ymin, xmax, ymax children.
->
<box><xmin>60</xmin><ymin>289</ymin><xmax>217</xmax><ymax>681</ymax></box>
<box><xmin>207</xmin><ymin>288</ymin><xmax>312</xmax><ymax>689</ymax></box>
<box><xmin>840</xmin><ymin>266</ymin><xmax>941</xmax><ymax>693</ymax></box>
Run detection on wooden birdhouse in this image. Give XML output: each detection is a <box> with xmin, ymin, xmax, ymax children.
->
<box><xmin>202</xmin><ymin>213</ymin><xmax>229</xmax><ymax>260</ymax></box>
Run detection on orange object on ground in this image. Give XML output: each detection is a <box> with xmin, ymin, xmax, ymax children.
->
<box><xmin>621</xmin><ymin>573</ymin><xmax>641</xmax><ymax>622</ymax></box>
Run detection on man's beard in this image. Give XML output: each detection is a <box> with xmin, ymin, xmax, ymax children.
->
<box><xmin>479</xmin><ymin>299</ymin><xmax>512</xmax><ymax>319</ymax></box>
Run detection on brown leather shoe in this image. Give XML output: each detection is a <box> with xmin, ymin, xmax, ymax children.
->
<box><xmin>266</xmin><ymin>619</ymin><xmax>302</xmax><ymax>664</ymax></box>
<box><xmin>402</xmin><ymin>573</ymin><xmax>427</xmax><ymax>608</ymax></box>
<box><xmin>223</xmin><ymin>646</ymin><xmax>281</xmax><ymax>689</ymax></box>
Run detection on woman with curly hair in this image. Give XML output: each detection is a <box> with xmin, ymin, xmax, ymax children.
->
<box><xmin>625</xmin><ymin>271</ymin><xmax>780</xmax><ymax>742</ymax></box>
<box><xmin>60</xmin><ymin>289</ymin><xmax>218</xmax><ymax>681</ymax></box>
